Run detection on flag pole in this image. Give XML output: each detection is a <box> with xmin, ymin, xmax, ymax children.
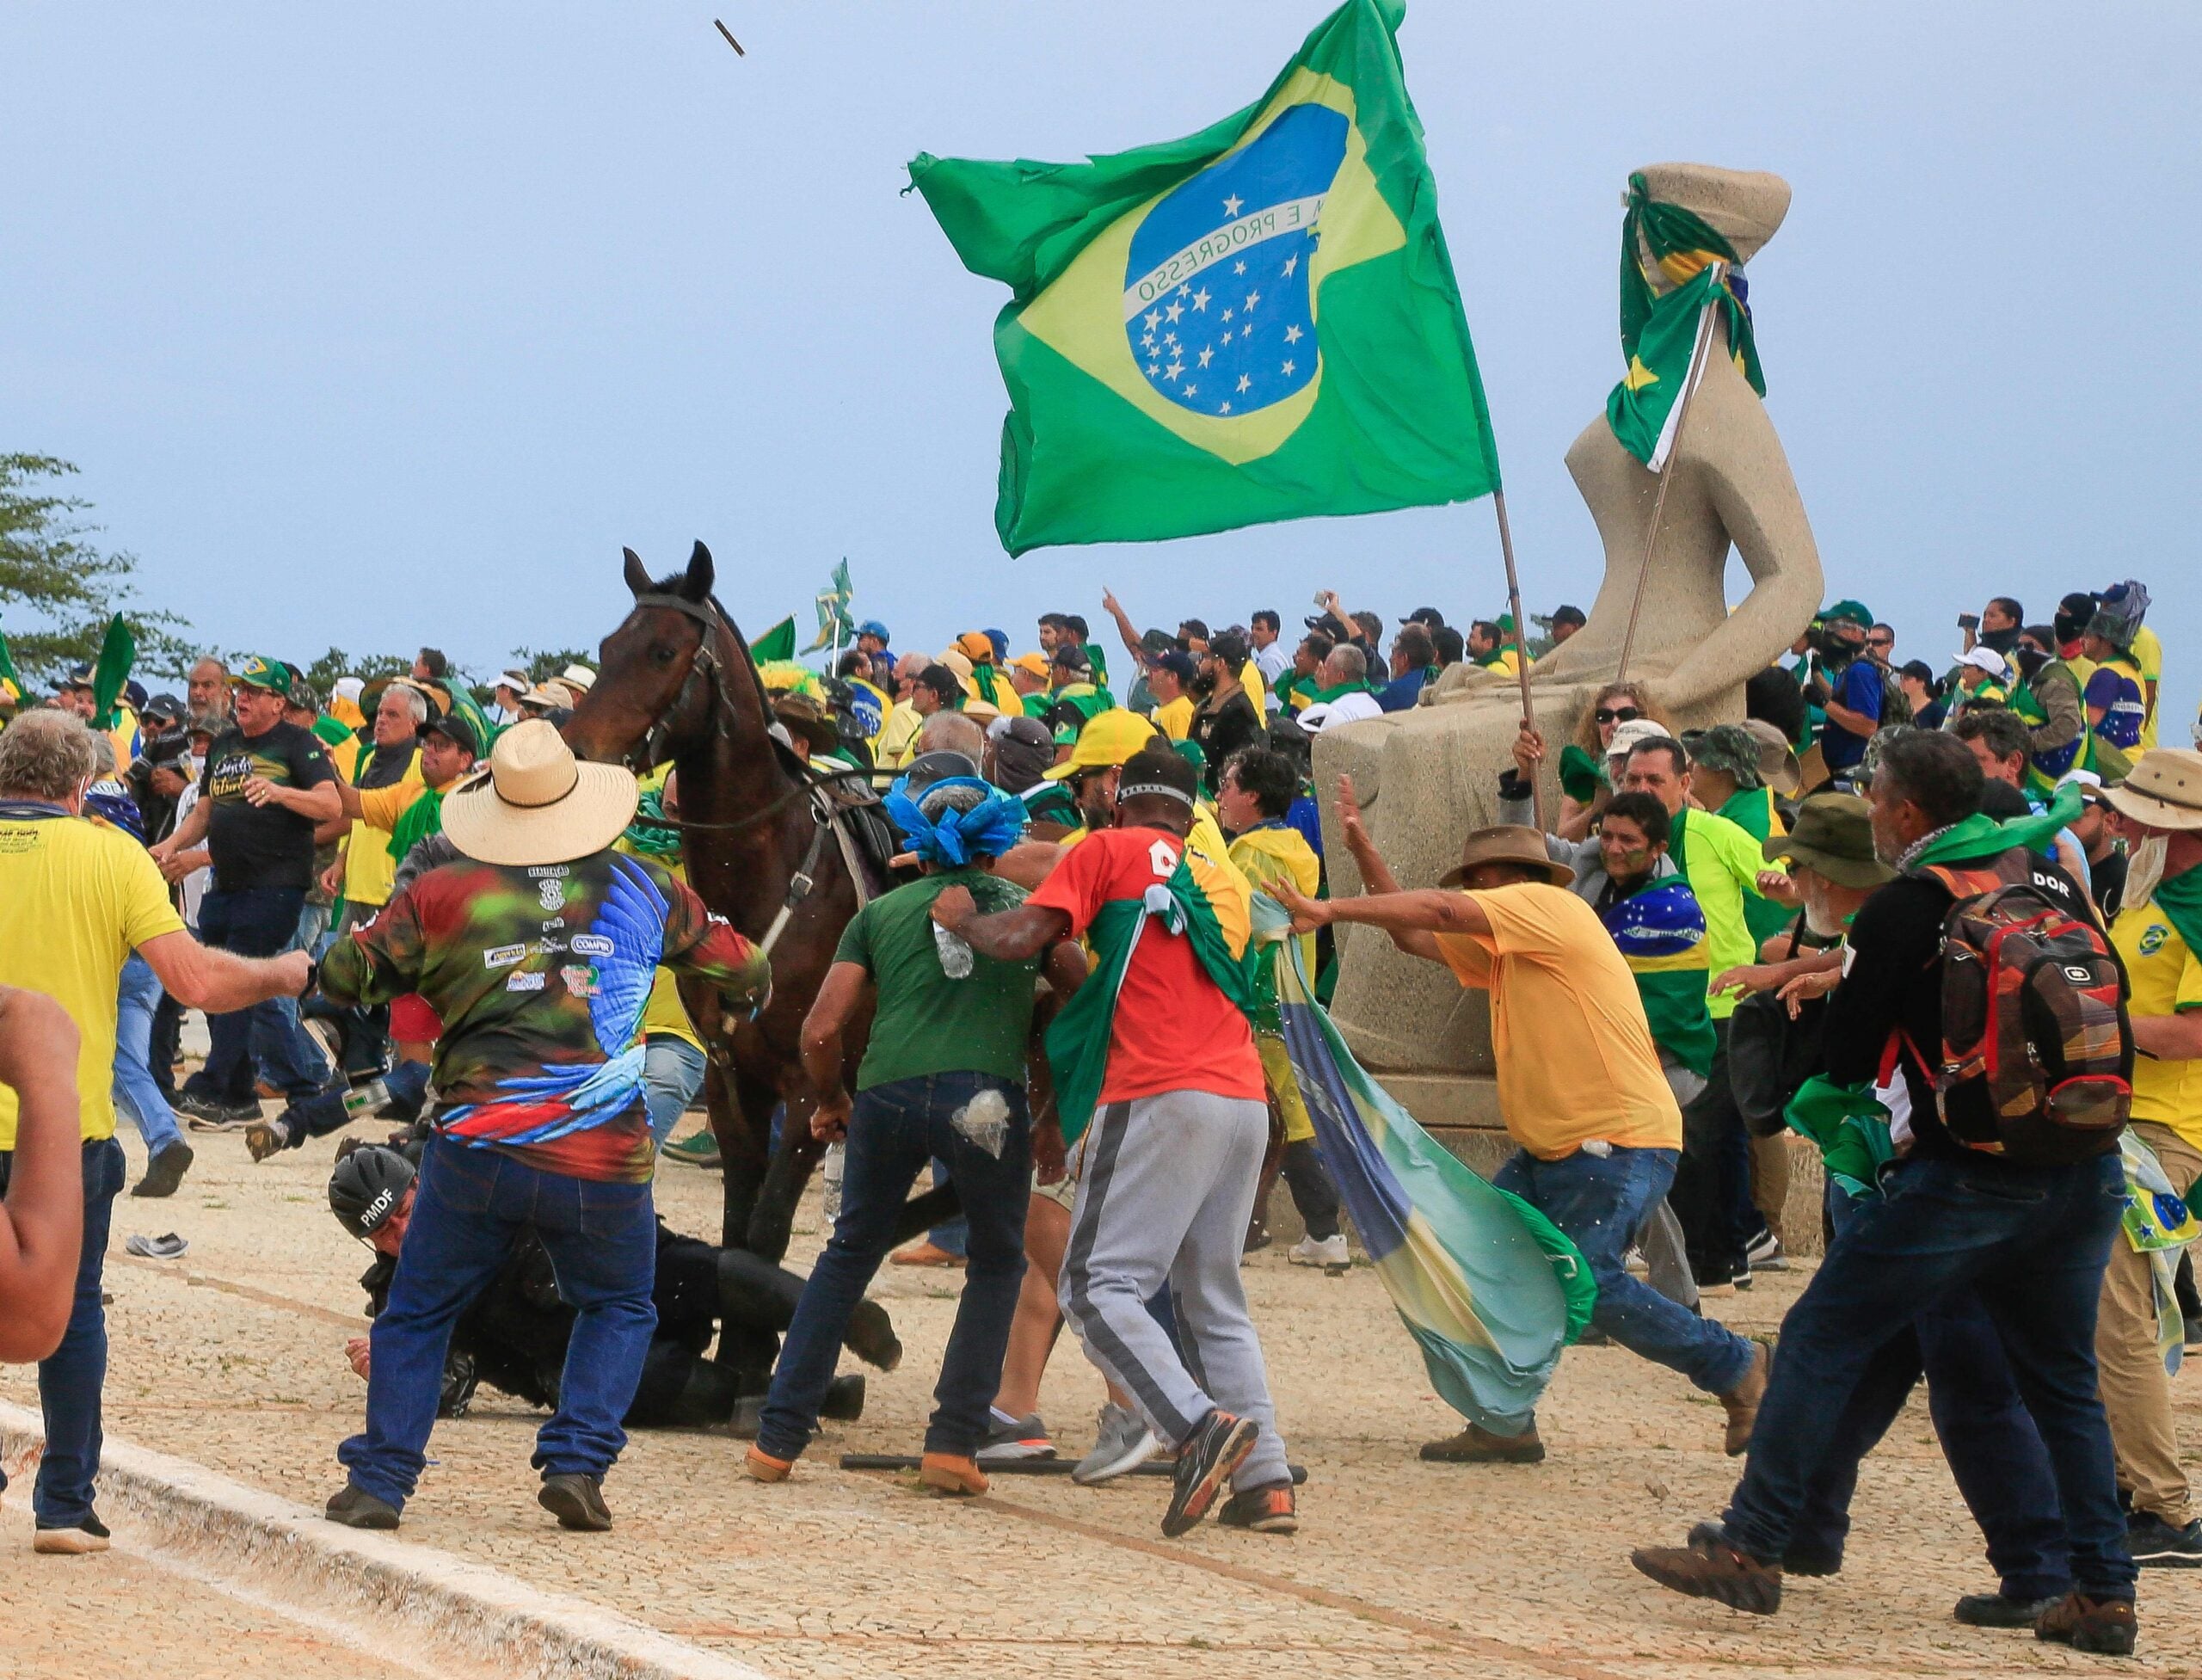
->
<box><xmin>1489</xmin><ymin>487</ymin><xmax>1546</xmax><ymax>833</ymax></box>
<box><xmin>1615</xmin><ymin>262</ymin><xmax>1725</xmax><ymax>682</ymax></box>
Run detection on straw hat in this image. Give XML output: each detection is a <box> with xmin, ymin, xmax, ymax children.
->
<box><xmin>1437</xmin><ymin>825</ymin><xmax>1574</xmax><ymax>889</ymax></box>
<box><xmin>770</xmin><ymin>691</ymin><xmax>840</xmax><ymax>755</ymax></box>
<box><xmin>440</xmin><ymin>719</ymin><xmax>638</xmax><ymax>866</ymax></box>
<box><xmin>2101</xmin><ymin>749</ymin><xmax>2202</xmax><ymax>834</ymax></box>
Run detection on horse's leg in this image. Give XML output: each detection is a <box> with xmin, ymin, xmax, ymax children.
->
<box><xmin>745</xmin><ymin>1086</ymin><xmax>827</xmax><ymax>1264</ymax></box>
<box><xmin>709</xmin><ymin>1055</ymin><xmax>772</xmax><ymax>1253</ymax></box>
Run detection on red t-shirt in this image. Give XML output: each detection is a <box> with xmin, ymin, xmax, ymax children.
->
<box><xmin>1027</xmin><ymin>825</ymin><xmax>1265</xmax><ymax>1107</ymax></box>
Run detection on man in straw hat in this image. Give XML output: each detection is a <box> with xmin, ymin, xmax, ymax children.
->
<box><xmin>1274</xmin><ymin>779</ymin><xmax>1767</xmax><ymax>1467</ymax></box>
<box><xmin>2093</xmin><ymin>748</ymin><xmax>2202</xmax><ymax>1567</ymax></box>
<box><xmin>317</xmin><ymin>721</ymin><xmax>771</xmax><ymax>1535</ymax></box>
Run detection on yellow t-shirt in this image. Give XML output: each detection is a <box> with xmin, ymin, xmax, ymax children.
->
<box><xmin>1432</xmin><ymin>882</ymin><xmax>1682</xmax><ymax>1159</ymax></box>
<box><xmin>2131</xmin><ymin>625</ymin><xmax>2164</xmax><ymax>750</ymax></box>
<box><xmin>877</xmin><ymin>705</ymin><xmax>924</xmax><ymax>767</ymax></box>
<box><xmin>1152</xmin><ymin>696</ymin><xmax>1195</xmax><ymax>741</ymax></box>
<box><xmin>2111</xmin><ymin>898</ymin><xmax>2202</xmax><ymax>1148</ymax></box>
<box><xmin>343</xmin><ymin>747</ymin><xmax>424</xmax><ymax>909</ymax></box>
<box><xmin>0</xmin><ymin>812</ymin><xmax>186</xmax><ymax>1147</ymax></box>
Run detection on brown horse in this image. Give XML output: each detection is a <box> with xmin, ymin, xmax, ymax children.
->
<box><xmin>564</xmin><ymin>541</ymin><xmax>901</xmax><ymax>1261</ymax></box>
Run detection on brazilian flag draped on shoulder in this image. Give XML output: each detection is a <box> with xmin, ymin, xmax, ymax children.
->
<box><xmin>1605</xmin><ymin>171</ymin><xmax>1763</xmax><ymax>471</ymax></box>
<box><xmin>908</xmin><ymin>0</ymin><xmax>1500</xmax><ymax>555</ymax></box>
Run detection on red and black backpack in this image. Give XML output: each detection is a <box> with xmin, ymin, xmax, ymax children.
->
<box><xmin>1906</xmin><ymin>848</ymin><xmax>2131</xmax><ymax>1164</ymax></box>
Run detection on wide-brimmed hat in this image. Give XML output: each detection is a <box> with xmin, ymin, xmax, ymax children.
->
<box><xmin>771</xmin><ymin>691</ymin><xmax>840</xmax><ymax>754</ymax></box>
<box><xmin>520</xmin><ymin>680</ymin><xmax>575</xmax><ymax>711</ymax></box>
<box><xmin>2101</xmin><ymin>749</ymin><xmax>2202</xmax><ymax>834</ymax></box>
<box><xmin>1763</xmin><ymin>793</ymin><xmax>1892</xmax><ymax>889</ymax></box>
<box><xmin>440</xmin><ymin>719</ymin><xmax>638</xmax><ymax>866</ymax></box>
<box><xmin>1742</xmin><ymin>718</ymin><xmax>1803</xmax><ymax>796</ymax></box>
<box><xmin>1437</xmin><ymin>824</ymin><xmax>1573</xmax><ymax>889</ymax></box>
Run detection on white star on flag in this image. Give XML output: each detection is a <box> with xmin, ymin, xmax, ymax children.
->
<box><xmin>1236</xmin><ymin>373</ymin><xmax>1252</xmax><ymax>393</ymax></box>
<box><xmin>1284</xmin><ymin>324</ymin><xmax>1303</xmax><ymax>343</ymax></box>
<box><xmin>1165</xmin><ymin>301</ymin><xmax>1183</xmax><ymax>323</ymax></box>
<box><xmin>1282</xmin><ymin>359</ymin><xmax>1295</xmax><ymax>376</ymax></box>
<box><xmin>1218</xmin><ymin>401</ymin><xmax>1232</xmax><ymax>413</ymax></box>
<box><xmin>1146</xmin><ymin>362</ymin><xmax>1159</xmax><ymax>376</ymax></box>
<box><xmin>1282</xmin><ymin>255</ymin><xmax>1298</xmax><ymax>276</ymax></box>
<box><xmin>1192</xmin><ymin>288</ymin><xmax>1210</xmax><ymax>311</ymax></box>
<box><xmin>1222</xmin><ymin>307</ymin><xmax>1234</xmax><ymax>323</ymax></box>
<box><xmin>1222</xmin><ymin>194</ymin><xmax>1242</xmax><ymax>218</ymax></box>
<box><xmin>1233</xmin><ymin>260</ymin><xmax>1246</xmax><ymax>275</ymax></box>
<box><xmin>1246</xmin><ymin>290</ymin><xmax>1260</xmax><ymax>310</ymax></box>
<box><xmin>1182</xmin><ymin>383</ymin><xmax>1197</xmax><ymax>397</ymax></box>
<box><xmin>1197</xmin><ymin>347</ymin><xmax>1214</xmax><ymax>367</ymax></box>
<box><xmin>1144</xmin><ymin>309</ymin><xmax>1160</xmax><ymax>331</ymax></box>
<box><xmin>1166</xmin><ymin>360</ymin><xmax>1183</xmax><ymax>380</ymax></box>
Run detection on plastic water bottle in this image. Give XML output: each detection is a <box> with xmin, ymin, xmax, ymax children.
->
<box><xmin>821</xmin><ymin>1141</ymin><xmax>846</xmax><ymax>1222</ymax></box>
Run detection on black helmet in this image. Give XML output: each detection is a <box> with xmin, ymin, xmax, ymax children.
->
<box><xmin>329</xmin><ymin>1144</ymin><xmax>415</xmax><ymax>1240</ymax></box>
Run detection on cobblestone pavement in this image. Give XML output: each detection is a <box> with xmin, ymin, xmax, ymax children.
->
<box><xmin>4</xmin><ymin>1119</ymin><xmax>2197</xmax><ymax>1678</ymax></box>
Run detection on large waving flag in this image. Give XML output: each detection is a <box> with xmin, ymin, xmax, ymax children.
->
<box><xmin>909</xmin><ymin>0</ymin><xmax>1499</xmax><ymax>555</ymax></box>
<box><xmin>1254</xmin><ymin>896</ymin><xmax>1592</xmax><ymax>1434</ymax></box>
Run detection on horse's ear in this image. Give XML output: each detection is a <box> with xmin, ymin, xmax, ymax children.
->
<box><xmin>682</xmin><ymin>541</ymin><xmax>714</xmax><ymax>603</ymax></box>
<box><xmin>622</xmin><ymin>548</ymin><xmax>650</xmax><ymax>597</ymax></box>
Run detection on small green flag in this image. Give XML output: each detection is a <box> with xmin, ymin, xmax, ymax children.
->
<box><xmin>91</xmin><ymin>614</ymin><xmax>137</xmax><ymax>729</ymax></box>
<box><xmin>0</xmin><ymin>621</ymin><xmax>20</xmax><ymax>699</ymax></box>
<box><xmin>908</xmin><ymin>0</ymin><xmax>1499</xmax><ymax>556</ymax></box>
<box><xmin>803</xmin><ymin>558</ymin><xmax>855</xmax><ymax>654</ymax></box>
<box><xmin>749</xmin><ymin>617</ymin><xmax>797</xmax><ymax>662</ymax></box>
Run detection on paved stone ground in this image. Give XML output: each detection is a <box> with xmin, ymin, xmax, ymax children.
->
<box><xmin>4</xmin><ymin>1117</ymin><xmax>2198</xmax><ymax>1679</ymax></box>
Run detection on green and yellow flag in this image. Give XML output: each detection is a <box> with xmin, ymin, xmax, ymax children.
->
<box><xmin>909</xmin><ymin>0</ymin><xmax>1499</xmax><ymax>556</ymax></box>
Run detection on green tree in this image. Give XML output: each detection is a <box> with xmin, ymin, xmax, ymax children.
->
<box><xmin>0</xmin><ymin>454</ymin><xmax>194</xmax><ymax>688</ymax></box>
<box><xmin>297</xmin><ymin>648</ymin><xmax>415</xmax><ymax>693</ymax></box>
<box><xmin>510</xmin><ymin>647</ymin><xmax>595</xmax><ymax>685</ymax></box>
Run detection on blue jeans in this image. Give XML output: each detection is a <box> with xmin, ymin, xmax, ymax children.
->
<box><xmin>1784</xmin><ymin>1183</ymin><xmax>2070</xmax><ymax>1597</ymax></box>
<box><xmin>1722</xmin><ymin>1152</ymin><xmax>2133</xmax><ymax>1599</ymax></box>
<box><xmin>186</xmin><ymin>886</ymin><xmax>329</xmax><ymax>1105</ymax></box>
<box><xmin>112</xmin><ymin>953</ymin><xmax>182</xmax><ymax>1156</ymax></box>
<box><xmin>643</xmin><ymin>1037</ymin><xmax>708</xmax><ymax>1149</ymax></box>
<box><xmin>338</xmin><ymin>1135</ymin><xmax>658</xmax><ymax>1510</ymax></box>
<box><xmin>759</xmin><ymin>1073</ymin><xmax>1030</xmax><ymax>1461</ymax></box>
<box><xmin>927</xmin><ymin>1158</ymin><xmax>969</xmax><ymax>1257</ymax></box>
<box><xmin>1495</xmin><ymin>1146</ymin><xmax>1756</xmax><ymax>1412</ymax></box>
<box><xmin>0</xmin><ymin>1138</ymin><xmax>126</xmax><ymax>1526</ymax></box>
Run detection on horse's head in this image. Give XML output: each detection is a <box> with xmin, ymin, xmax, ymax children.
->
<box><xmin>564</xmin><ymin>540</ymin><xmax>754</xmax><ymax>772</ymax></box>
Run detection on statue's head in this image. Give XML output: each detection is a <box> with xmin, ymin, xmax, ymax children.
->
<box><xmin>1631</xmin><ymin>164</ymin><xmax>1791</xmax><ymax>291</ymax></box>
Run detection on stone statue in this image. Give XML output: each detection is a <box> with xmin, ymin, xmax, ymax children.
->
<box><xmin>1312</xmin><ymin>163</ymin><xmax>1824</xmax><ymax>1136</ymax></box>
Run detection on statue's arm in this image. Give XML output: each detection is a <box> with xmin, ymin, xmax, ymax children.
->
<box><xmin>1658</xmin><ymin>405</ymin><xmax>1824</xmax><ymax>713</ymax></box>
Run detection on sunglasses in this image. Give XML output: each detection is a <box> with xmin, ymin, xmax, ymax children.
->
<box><xmin>1593</xmin><ymin>706</ymin><xmax>1644</xmax><ymax>725</ymax></box>
<box><xmin>1867</xmin><ymin>636</ymin><xmax>1894</xmax><ymax>649</ymax></box>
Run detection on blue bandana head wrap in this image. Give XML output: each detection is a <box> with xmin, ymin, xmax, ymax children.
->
<box><xmin>884</xmin><ymin>775</ymin><xmax>1028</xmax><ymax>866</ymax></box>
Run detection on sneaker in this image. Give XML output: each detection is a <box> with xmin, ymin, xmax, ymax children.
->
<box><xmin>244</xmin><ymin>1117</ymin><xmax>292</xmax><ymax>1163</ymax></box>
<box><xmin>1160</xmin><ymin>1409</ymin><xmax>1257</xmax><ymax>1538</ymax></box>
<box><xmin>1719</xmin><ymin>1343</ymin><xmax>1770</xmax><ymax>1457</ymax></box>
<box><xmin>538</xmin><ymin>1472</ymin><xmax>612</xmax><ymax>1531</ymax></box>
<box><xmin>1073</xmin><ymin>1402</ymin><xmax>1159</xmax><ymax>1486</ymax></box>
<box><xmin>917</xmin><ymin>1453</ymin><xmax>989</xmax><ymax>1497</ymax></box>
<box><xmin>1419</xmin><ymin>1422</ymin><xmax>1545</xmax><ymax>1464</ymax></box>
<box><xmin>2033</xmin><ymin>1591</ymin><xmax>2137</xmax><ymax>1657</ymax></box>
<box><xmin>130</xmin><ymin>1141</ymin><xmax>194</xmax><ymax>1198</ymax></box>
<box><xmin>1287</xmin><ymin>1233</ymin><xmax>1350</xmax><ymax>1271</ymax></box>
<box><xmin>1218</xmin><ymin>1482</ymin><xmax>1297</xmax><ymax>1534</ymax></box>
<box><xmin>1631</xmin><ymin>1522</ymin><xmax>1783</xmax><ymax>1615</ymax></box>
<box><xmin>976</xmin><ymin>1411</ymin><xmax>1055</xmax><ymax>1466</ymax></box>
<box><xmin>32</xmin><ymin>1514</ymin><xmax>110</xmax><ymax>1554</ymax></box>
<box><xmin>661</xmin><ymin>1129</ymin><xmax>723</xmax><ymax>1170</ymax></box>
<box><xmin>178</xmin><ymin>1092</ymin><xmax>256</xmax><ymax>1129</ymax></box>
<box><xmin>1954</xmin><ymin>1591</ymin><xmax>2060</xmax><ymax>1628</ymax></box>
<box><xmin>324</xmin><ymin>1484</ymin><xmax>400</xmax><ymax>1529</ymax></box>
<box><xmin>2126</xmin><ymin>1510</ymin><xmax>2202</xmax><ymax>1567</ymax></box>
<box><xmin>889</xmin><ymin>1240</ymin><xmax>965</xmax><ymax>1268</ymax></box>
<box><xmin>1745</xmin><ymin>1228</ymin><xmax>1787</xmax><ymax>1271</ymax></box>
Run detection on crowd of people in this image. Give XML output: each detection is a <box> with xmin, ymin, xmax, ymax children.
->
<box><xmin>0</xmin><ymin>571</ymin><xmax>2193</xmax><ymax>1658</ymax></box>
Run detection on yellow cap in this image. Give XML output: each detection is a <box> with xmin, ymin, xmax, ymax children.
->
<box><xmin>1043</xmin><ymin>709</ymin><xmax>1157</xmax><ymax>779</ymax></box>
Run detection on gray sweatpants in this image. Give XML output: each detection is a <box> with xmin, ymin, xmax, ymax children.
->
<box><xmin>1058</xmin><ymin>1089</ymin><xmax>1290</xmax><ymax>1492</ymax></box>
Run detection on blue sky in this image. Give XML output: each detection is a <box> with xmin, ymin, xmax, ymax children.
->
<box><xmin>3</xmin><ymin>3</ymin><xmax>2193</xmax><ymax>717</ymax></box>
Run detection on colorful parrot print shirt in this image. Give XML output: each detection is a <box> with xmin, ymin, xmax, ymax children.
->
<box><xmin>323</xmin><ymin>849</ymin><xmax>768</xmax><ymax>1183</ymax></box>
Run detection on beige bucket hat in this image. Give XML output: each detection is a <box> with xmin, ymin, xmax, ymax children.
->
<box><xmin>2101</xmin><ymin>749</ymin><xmax>2202</xmax><ymax>834</ymax></box>
<box><xmin>440</xmin><ymin>719</ymin><xmax>639</xmax><ymax>866</ymax></box>
<box><xmin>1438</xmin><ymin>824</ymin><xmax>1575</xmax><ymax>889</ymax></box>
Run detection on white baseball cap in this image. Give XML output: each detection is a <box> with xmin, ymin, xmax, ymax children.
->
<box><xmin>1956</xmin><ymin>646</ymin><xmax>2010</xmax><ymax>681</ymax></box>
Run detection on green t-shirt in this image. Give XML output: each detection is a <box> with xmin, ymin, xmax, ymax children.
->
<box><xmin>833</xmin><ymin>867</ymin><xmax>1040</xmax><ymax>1092</ymax></box>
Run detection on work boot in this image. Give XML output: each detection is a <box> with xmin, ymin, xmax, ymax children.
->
<box><xmin>2033</xmin><ymin>1591</ymin><xmax>2137</xmax><ymax>1656</ymax></box>
<box><xmin>1419</xmin><ymin>1422</ymin><xmax>1545</xmax><ymax>1464</ymax></box>
<box><xmin>32</xmin><ymin>1514</ymin><xmax>111</xmax><ymax>1554</ymax></box>
<box><xmin>1719</xmin><ymin>1343</ymin><xmax>1771</xmax><ymax>1456</ymax></box>
<box><xmin>742</xmin><ymin>1446</ymin><xmax>794</xmax><ymax>1483</ymax></box>
<box><xmin>917</xmin><ymin>1453</ymin><xmax>989</xmax><ymax>1497</ymax></box>
<box><xmin>537</xmin><ymin>1473</ymin><xmax>612</xmax><ymax>1532</ymax></box>
<box><xmin>1954</xmin><ymin>1591</ymin><xmax>2061</xmax><ymax>1628</ymax></box>
<box><xmin>324</xmin><ymin>1484</ymin><xmax>400</xmax><ymax>1530</ymax></box>
<box><xmin>1632</xmin><ymin>1522</ymin><xmax>1783</xmax><ymax>1615</ymax></box>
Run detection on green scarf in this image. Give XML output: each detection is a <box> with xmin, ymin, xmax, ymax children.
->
<box><xmin>1045</xmin><ymin>859</ymin><xmax>1257</xmax><ymax>1144</ymax></box>
<box><xmin>1910</xmin><ymin>783</ymin><xmax>2085</xmax><ymax>870</ymax></box>
<box><xmin>1607</xmin><ymin>173</ymin><xmax>1763</xmax><ymax>470</ymax></box>
<box><xmin>1304</xmin><ymin>679</ymin><xmax>1379</xmax><ymax>706</ymax></box>
<box><xmin>1557</xmin><ymin>742</ymin><xmax>1606</xmax><ymax>805</ymax></box>
<box><xmin>385</xmin><ymin>786</ymin><xmax>445</xmax><ymax>864</ymax></box>
<box><xmin>621</xmin><ymin>785</ymin><xmax>685</xmax><ymax>858</ymax></box>
<box><xmin>1784</xmin><ymin>1074</ymin><xmax>1895</xmax><ymax>1201</ymax></box>
<box><xmin>971</xmin><ymin>662</ymin><xmax>1004</xmax><ymax>708</ymax></box>
<box><xmin>2148</xmin><ymin>859</ymin><xmax>2202</xmax><ymax>958</ymax></box>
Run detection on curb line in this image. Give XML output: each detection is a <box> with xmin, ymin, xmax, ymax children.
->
<box><xmin>0</xmin><ymin>1400</ymin><xmax>772</xmax><ymax>1680</ymax></box>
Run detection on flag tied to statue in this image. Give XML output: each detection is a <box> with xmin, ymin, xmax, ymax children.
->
<box><xmin>908</xmin><ymin>0</ymin><xmax>1500</xmax><ymax>556</ymax></box>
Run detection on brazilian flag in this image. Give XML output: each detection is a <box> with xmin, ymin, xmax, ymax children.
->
<box><xmin>909</xmin><ymin>0</ymin><xmax>1499</xmax><ymax>556</ymax></box>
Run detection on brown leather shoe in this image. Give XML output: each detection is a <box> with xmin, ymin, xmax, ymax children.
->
<box><xmin>917</xmin><ymin>1453</ymin><xmax>989</xmax><ymax>1496</ymax></box>
<box><xmin>1719</xmin><ymin>1343</ymin><xmax>1770</xmax><ymax>1457</ymax></box>
<box><xmin>2034</xmin><ymin>1591</ymin><xmax>2137</xmax><ymax>1656</ymax></box>
<box><xmin>889</xmin><ymin>1241</ymin><xmax>966</xmax><ymax>1268</ymax></box>
<box><xmin>1418</xmin><ymin>1422</ymin><xmax>1545</xmax><ymax>1464</ymax></box>
<box><xmin>1633</xmin><ymin>1523</ymin><xmax>1783</xmax><ymax>1615</ymax></box>
<box><xmin>742</xmin><ymin>1446</ymin><xmax>794</xmax><ymax>1483</ymax></box>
